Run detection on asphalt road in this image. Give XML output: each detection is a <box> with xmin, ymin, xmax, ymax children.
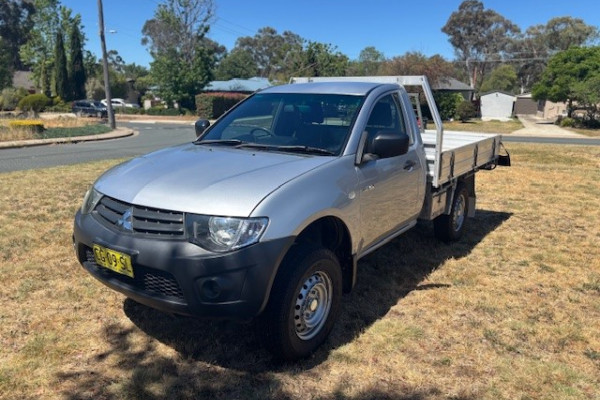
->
<box><xmin>0</xmin><ymin>122</ymin><xmax>196</xmax><ymax>173</ymax></box>
<box><xmin>1</xmin><ymin>122</ymin><xmax>599</xmax><ymax>173</ymax></box>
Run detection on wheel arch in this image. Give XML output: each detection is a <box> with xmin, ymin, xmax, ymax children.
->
<box><xmin>295</xmin><ymin>216</ymin><xmax>355</xmax><ymax>293</ymax></box>
<box><xmin>277</xmin><ymin>216</ymin><xmax>355</xmax><ymax>295</ymax></box>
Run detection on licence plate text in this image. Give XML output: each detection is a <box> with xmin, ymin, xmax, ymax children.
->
<box><xmin>93</xmin><ymin>244</ymin><xmax>134</xmax><ymax>278</ymax></box>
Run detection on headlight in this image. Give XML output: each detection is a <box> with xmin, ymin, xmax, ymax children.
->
<box><xmin>81</xmin><ymin>187</ymin><xmax>103</xmax><ymax>214</ymax></box>
<box><xmin>186</xmin><ymin>214</ymin><xmax>268</xmax><ymax>252</ymax></box>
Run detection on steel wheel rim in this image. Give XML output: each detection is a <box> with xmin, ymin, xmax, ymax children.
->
<box><xmin>452</xmin><ymin>193</ymin><xmax>466</xmax><ymax>232</ymax></box>
<box><xmin>294</xmin><ymin>271</ymin><xmax>333</xmax><ymax>341</ymax></box>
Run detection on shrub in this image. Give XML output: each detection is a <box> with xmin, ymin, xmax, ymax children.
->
<box><xmin>433</xmin><ymin>92</ymin><xmax>464</xmax><ymax>121</ymax></box>
<box><xmin>582</xmin><ymin>118</ymin><xmax>600</xmax><ymax>129</ymax></box>
<box><xmin>559</xmin><ymin>117</ymin><xmax>575</xmax><ymax>128</ymax></box>
<box><xmin>114</xmin><ymin>106</ymin><xmax>144</xmax><ymax>115</ymax></box>
<box><xmin>8</xmin><ymin>119</ymin><xmax>45</xmax><ymax>134</ymax></box>
<box><xmin>145</xmin><ymin>107</ymin><xmax>181</xmax><ymax>116</ymax></box>
<box><xmin>457</xmin><ymin>101</ymin><xmax>477</xmax><ymax>122</ymax></box>
<box><xmin>17</xmin><ymin>94</ymin><xmax>51</xmax><ymax>113</ymax></box>
<box><xmin>46</xmin><ymin>97</ymin><xmax>72</xmax><ymax>113</ymax></box>
<box><xmin>196</xmin><ymin>92</ymin><xmax>247</xmax><ymax>119</ymax></box>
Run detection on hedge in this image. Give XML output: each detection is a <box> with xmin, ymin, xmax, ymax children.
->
<box><xmin>17</xmin><ymin>94</ymin><xmax>52</xmax><ymax>113</ymax></box>
<box><xmin>145</xmin><ymin>107</ymin><xmax>181</xmax><ymax>116</ymax></box>
<box><xmin>196</xmin><ymin>92</ymin><xmax>247</xmax><ymax>119</ymax></box>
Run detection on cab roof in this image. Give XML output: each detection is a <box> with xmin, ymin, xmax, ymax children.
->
<box><xmin>261</xmin><ymin>81</ymin><xmax>400</xmax><ymax>96</ymax></box>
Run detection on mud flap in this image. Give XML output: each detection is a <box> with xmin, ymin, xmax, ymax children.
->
<box><xmin>497</xmin><ymin>142</ymin><xmax>511</xmax><ymax>167</ymax></box>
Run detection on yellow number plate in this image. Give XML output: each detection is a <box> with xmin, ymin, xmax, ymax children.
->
<box><xmin>93</xmin><ymin>244</ymin><xmax>134</xmax><ymax>278</ymax></box>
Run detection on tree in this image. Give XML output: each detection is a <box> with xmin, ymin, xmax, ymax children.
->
<box><xmin>532</xmin><ymin>47</ymin><xmax>600</xmax><ymax>118</ymax></box>
<box><xmin>54</xmin><ymin>30</ymin><xmax>69</xmax><ymax>100</ymax></box>
<box><xmin>572</xmin><ymin>74</ymin><xmax>600</xmax><ymax>125</ymax></box>
<box><xmin>69</xmin><ymin>23</ymin><xmax>86</xmax><ymax>100</ymax></box>
<box><xmin>347</xmin><ymin>46</ymin><xmax>385</xmax><ymax>76</ymax></box>
<box><xmin>214</xmin><ymin>48</ymin><xmax>257</xmax><ymax>80</ymax></box>
<box><xmin>511</xmin><ymin>17</ymin><xmax>599</xmax><ymax>93</ymax></box>
<box><xmin>0</xmin><ymin>0</ymin><xmax>35</xmax><ymax>71</ymax></box>
<box><xmin>142</xmin><ymin>0</ymin><xmax>216</xmax><ymax>108</ymax></box>
<box><xmin>442</xmin><ymin>0</ymin><xmax>520</xmax><ymax>90</ymax></box>
<box><xmin>295</xmin><ymin>41</ymin><xmax>349</xmax><ymax>78</ymax></box>
<box><xmin>234</xmin><ymin>27</ymin><xmax>303</xmax><ymax>80</ymax></box>
<box><xmin>150</xmin><ymin>47</ymin><xmax>213</xmax><ymax>108</ymax></box>
<box><xmin>480</xmin><ymin>64</ymin><xmax>518</xmax><ymax>93</ymax></box>
<box><xmin>107</xmin><ymin>50</ymin><xmax>125</xmax><ymax>73</ymax></box>
<box><xmin>20</xmin><ymin>0</ymin><xmax>60</xmax><ymax>96</ymax></box>
<box><xmin>543</xmin><ymin>17</ymin><xmax>599</xmax><ymax>52</ymax></box>
<box><xmin>0</xmin><ymin>38</ymin><xmax>13</xmax><ymax>89</ymax></box>
<box><xmin>20</xmin><ymin>1</ymin><xmax>84</xmax><ymax>97</ymax></box>
<box><xmin>379</xmin><ymin>52</ymin><xmax>456</xmax><ymax>86</ymax></box>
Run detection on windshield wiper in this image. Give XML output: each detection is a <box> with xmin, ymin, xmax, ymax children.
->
<box><xmin>273</xmin><ymin>145</ymin><xmax>335</xmax><ymax>156</ymax></box>
<box><xmin>195</xmin><ymin>140</ymin><xmax>334</xmax><ymax>156</ymax></box>
<box><xmin>194</xmin><ymin>139</ymin><xmax>245</xmax><ymax>146</ymax></box>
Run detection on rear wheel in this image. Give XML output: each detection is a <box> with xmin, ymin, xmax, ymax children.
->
<box><xmin>257</xmin><ymin>244</ymin><xmax>342</xmax><ymax>361</ymax></box>
<box><xmin>434</xmin><ymin>183</ymin><xmax>469</xmax><ymax>242</ymax></box>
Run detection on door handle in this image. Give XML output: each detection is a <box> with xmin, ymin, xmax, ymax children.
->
<box><xmin>404</xmin><ymin>160</ymin><xmax>416</xmax><ymax>171</ymax></box>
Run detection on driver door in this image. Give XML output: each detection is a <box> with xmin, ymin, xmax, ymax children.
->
<box><xmin>357</xmin><ymin>93</ymin><xmax>423</xmax><ymax>250</ymax></box>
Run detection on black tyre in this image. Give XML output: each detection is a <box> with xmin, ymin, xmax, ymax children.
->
<box><xmin>434</xmin><ymin>183</ymin><xmax>469</xmax><ymax>242</ymax></box>
<box><xmin>257</xmin><ymin>244</ymin><xmax>342</xmax><ymax>361</ymax></box>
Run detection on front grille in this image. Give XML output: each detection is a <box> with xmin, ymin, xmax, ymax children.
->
<box><xmin>95</xmin><ymin>196</ymin><xmax>185</xmax><ymax>238</ymax></box>
<box><xmin>85</xmin><ymin>248</ymin><xmax>186</xmax><ymax>303</ymax></box>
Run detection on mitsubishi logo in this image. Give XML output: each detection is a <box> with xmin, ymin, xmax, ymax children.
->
<box><xmin>117</xmin><ymin>207</ymin><xmax>134</xmax><ymax>231</ymax></box>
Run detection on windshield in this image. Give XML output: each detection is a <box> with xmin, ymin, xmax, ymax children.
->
<box><xmin>199</xmin><ymin>92</ymin><xmax>364</xmax><ymax>156</ymax></box>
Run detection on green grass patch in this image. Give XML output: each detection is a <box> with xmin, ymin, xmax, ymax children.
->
<box><xmin>40</xmin><ymin>124</ymin><xmax>112</xmax><ymax>139</ymax></box>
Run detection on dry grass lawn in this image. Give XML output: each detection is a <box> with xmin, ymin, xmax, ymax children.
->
<box><xmin>442</xmin><ymin>119</ymin><xmax>524</xmax><ymax>134</ymax></box>
<box><xmin>0</xmin><ymin>143</ymin><xmax>599</xmax><ymax>399</ymax></box>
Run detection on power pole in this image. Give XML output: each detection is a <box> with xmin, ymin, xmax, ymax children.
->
<box><xmin>97</xmin><ymin>0</ymin><xmax>115</xmax><ymax>129</ymax></box>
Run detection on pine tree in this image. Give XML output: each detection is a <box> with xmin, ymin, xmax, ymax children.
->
<box><xmin>54</xmin><ymin>30</ymin><xmax>69</xmax><ymax>100</ymax></box>
<box><xmin>69</xmin><ymin>24</ymin><xmax>86</xmax><ymax>100</ymax></box>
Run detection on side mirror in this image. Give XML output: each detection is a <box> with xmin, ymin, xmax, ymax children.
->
<box><xmin>195</xmin><ymin>119</ymin><xmax>210</xmax><ymax>137</ymax></box>
<box><xmin>367</xmin><ymin>131</ymin><xmax>410</xmax><ymax>160</ymax></box>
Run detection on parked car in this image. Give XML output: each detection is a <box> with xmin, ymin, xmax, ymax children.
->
<box><xmin>101</xmin><ymin>98</ymin><xmax>139</xmax><ymax>108</ymax></box>
<box><xmin>72</xmin><ymin>100</ymin><xmax>107</xmax><ymax>118</ymax></box>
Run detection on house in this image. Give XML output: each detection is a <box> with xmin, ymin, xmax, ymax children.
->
<box><xmin>432</xmin><ymin>77</ymin><xmax>474</xmax><ymax>101</ymax></box>
<box><xmin>12</xmin><ymin>71</ymin><xmax>36</xmax><ymax>93</ymax></box>
<box><xmin>203</xmin><ymin>77</ymin><xmax>271</xmax><ymax>93</ymax></box>
<box><xmin>537</xmin><ymin>99</ymin><xmax>567</xmax><ymax>120</ymax></box>
<box><xmin>514</xmin><ymin>93</ymin><xmax>567</xmax><ymax>120</ymax></box>
<box><xmin>480</xmin><ymin>91</ymin><xmax>515</xmax><ymax>121</ymax></box>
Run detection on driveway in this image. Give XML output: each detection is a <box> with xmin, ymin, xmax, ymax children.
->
<box><xmin>512</xmin><ymin>115</ymin><xmax>587</xmax><ymax>138</ymax></box>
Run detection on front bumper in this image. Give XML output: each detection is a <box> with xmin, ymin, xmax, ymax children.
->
<box><xmin>73</xmin><ymin>210</ymin><xmax>294</xmax><ymax>320</ymax></box>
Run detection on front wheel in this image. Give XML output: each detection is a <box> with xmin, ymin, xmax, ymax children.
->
<box><xmin>434</xmin><ymin>183</ymin><xmax>469</xmax><ymax>242</ymax></box>
<box><xmin>257</xmin><ymin>245</ymin><xmax>342</xmax><ymax>361</ymax></box>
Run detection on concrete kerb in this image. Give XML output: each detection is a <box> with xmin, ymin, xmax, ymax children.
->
<box><xmin>0</xmin><ymin>126</ymin><xmax>136</xmax><ymax>149</ymax></box>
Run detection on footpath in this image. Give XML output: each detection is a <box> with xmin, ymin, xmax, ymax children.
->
<box><xmin>511</xmin><ymin>114</ymin><xmax>588</xmax><ymax>138</ymax></box>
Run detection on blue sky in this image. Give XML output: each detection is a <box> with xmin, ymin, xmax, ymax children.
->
<box><xmin>61</xmin><ymin>0</ymin><xmax>600</xmax><ymax>68</ymax></box>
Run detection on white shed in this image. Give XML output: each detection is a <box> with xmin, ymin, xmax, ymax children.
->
<box><xmin>480</xmin><ymin>91</ymin><xmax>515</xmax><ymax>121</ymax></box>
